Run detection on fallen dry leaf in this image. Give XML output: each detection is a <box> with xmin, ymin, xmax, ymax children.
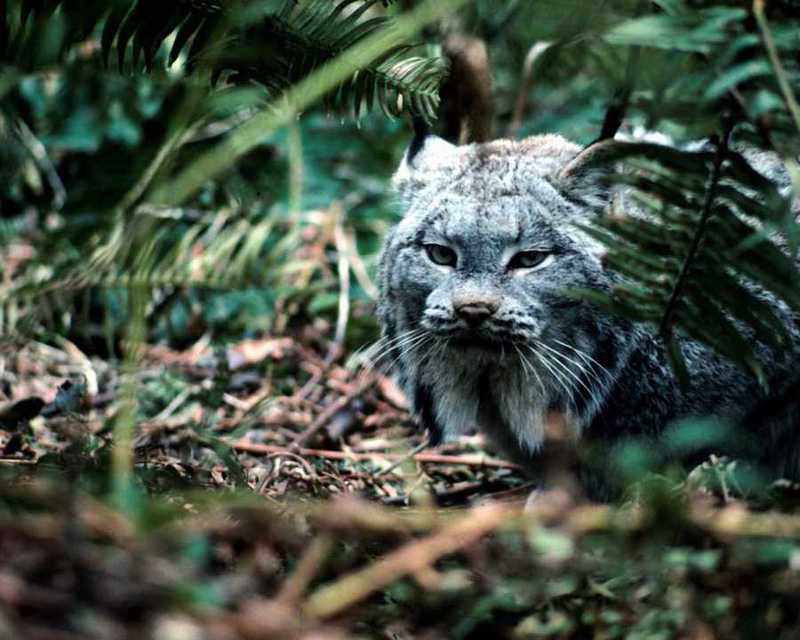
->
<box><xmin>227</xmin><ymin>338</ymin><xmax>295</xmax><ymax>370</ymax></box>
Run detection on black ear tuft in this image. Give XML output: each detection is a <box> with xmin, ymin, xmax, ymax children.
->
<box><xmin>393</xmin><ymin>129</ymin><xmax>456</xmax><ymax>200</ymax></box>
<box><xmin>407</xmin><ymin>116</ymin><xmax>430</xmax><ymax>165</ymax></box>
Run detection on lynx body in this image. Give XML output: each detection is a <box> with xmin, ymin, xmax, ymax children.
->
<box><xmin>376</xmin><ymin>133</ymin><xmax>799</xmax><ymax>493</ymax></box>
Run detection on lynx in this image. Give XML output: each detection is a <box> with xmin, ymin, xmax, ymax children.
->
<box><xmin>376</xmin><ymin>131</ymin><xmax>800</xmax><ymax>496</ymax></box>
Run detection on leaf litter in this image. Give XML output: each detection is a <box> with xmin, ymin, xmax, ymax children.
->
<box><xmin>3</xmin><ymin>330</ymin><xmax>800</xmax><ymax>638</ymax></box>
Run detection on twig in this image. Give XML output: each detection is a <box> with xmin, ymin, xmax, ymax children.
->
<box><xmin>344</xmin><ymin>226</ymin><xmax>378</xmax><ymax>300</ymax></box>
<box><xmin>753</xmin><ymin>0</ymin><xmax>800</xmax><ymax>134</ymax></box>
<box><xmin>374</xmin><ymin>439</ymin><xmax>430</xmax><ymax>477</ymax></box>
<box><xmin>508</xmin><ymin>42</ymin><xmax>551</xmax><ymax>136</ymax></box>
<box><xmin>597</xmin><ymin>43</ymin><xmax>641</xmax><ymax>142</ymax></box>
<box><xmin>15</xmin><ymin>118</ymin><xmax>66</xmax><ymax>210</ymax></box>
<box><xmin>267</xmin><ymin>450</ymin><xmax>317</xmax><ymax>481</ymax></box>
<box><xmin>310</xmin><ymin>495</ymin><xmax>439</xmax><ymax>533</ymax></box>
<box><xmin>232</xmin><ymin>439</ymin><xmax>522</xmax><ymax>471</ymax></box>
<box><xmin>294</xmin><ymin>346</ymin><xmax>330</xmax><ymax>400</ymax></box>
<box><xmin>751</xmin><ymin>0</ymin><xmax>800</xmax><ymax>201</ymax></box>
<box><xmin>302</xmin><ymin>502</ymin><xmax>511</xmax><ymax>619</ymax></box>
<box><xmin>329</xmin><ymin>207</ymin><xmax>350</xmax><ymax>364</ymax></box>
<box><xmin>240</xmin><ymin>490</ymin><xmax>800</xmax><ymax>542</ymax></box>
<box><xmin>289</xmin><ymin>378</ymin><xmax>368</xmax><ymax>449</ymax></box>
<box><xmin>276</xmin><ymin>534</ymin><xmax>334</xmax><ymax>606</ymax></box>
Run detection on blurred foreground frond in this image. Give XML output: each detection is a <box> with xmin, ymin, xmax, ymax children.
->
<box><xmin>2</xmin><ymin>0</ymin><xmax>448</xmax><ymax>123</ymax></box>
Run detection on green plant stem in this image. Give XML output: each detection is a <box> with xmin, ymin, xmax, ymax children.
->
<box><xmin>752</xmin><ymin>0</ymin><xmax>800</xmax><ymax>229</ymax></box>
<box><xmin>287</xmin><ymin>122</ymin><xmax>304</xmax><ymax>220</ymax></box>
<box><xmin>151</xmin><ymin>0</ymin><xmax>469</xmax><ymax>206</ymax></box>
<box><xmin>753</xmin><ymin>0</ymin><xmax>800</xmax><ymax>135</ymax></box>
<box><xmin>111</xmin><ymin>283</ymin><xmax>148</xmax><ymax>511</ymax></box>
<box><xmin>115</xmin><ymin>128</ymin><xmax>189</xmax><ymax>221</ymax></box>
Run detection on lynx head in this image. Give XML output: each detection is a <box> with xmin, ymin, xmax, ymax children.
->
<box><xmin>377</xmin><ymin>134</ymin><xmax>633</xmax><ymax>457</ymax></box>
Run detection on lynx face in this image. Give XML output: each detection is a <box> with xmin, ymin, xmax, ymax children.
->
<box><xmin>405</xmin><ymin>189</ymin><xmax>596</xmax><ymax>348</ymax></box>
<box><xmin>377</xmin><ymin>135</ymin><xmax>630</xmax><ymax>455</ymax></box>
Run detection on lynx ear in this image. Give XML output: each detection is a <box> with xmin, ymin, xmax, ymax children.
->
<box><xmin>557</xmin><ymin>139</ymin><xmax>633</xmax><ymax>182</ymax></box>
<box><xmin>393</xmin><ymin>126</ymin><xmax>458</xmax><ymax>202</ymax></box>
<box><xmin>555</xmin><ymin>139</ymin><xmax>635</xmax><ymax>209</ymax></box>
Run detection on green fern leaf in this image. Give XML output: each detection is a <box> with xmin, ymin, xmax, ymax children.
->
<box><xmin>7</xmin><ymin>0</ymin><xmax>447</xmax><ymax>123</ymax></box>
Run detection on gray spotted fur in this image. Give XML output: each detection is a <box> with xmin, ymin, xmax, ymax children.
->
<box><xmin>377</xmin><ymin>133</ymin><xmax>800</xmax><ymax>495</ymax></box>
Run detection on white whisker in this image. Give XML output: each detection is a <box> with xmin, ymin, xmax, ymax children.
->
<box><xmin>383</xmin><ymin>332</ymin><xmax>432</xmax><ymax>373</ymax></box>
<box><xmin>375</xmin><ymin>333</ymin><xmax>429</xmax><ymax>374</ymax></box>
<box><xmin>513</xmin><ymin>343</ymin><xmax>545</xmax><ymax>396</ymax></box>
<box><xmin>536</xmin><ymin>340</ymin><xmax>598</xmax><ymax>402</ymax></box>
<box><xmin>529</xmin><ymin>345</ymin><xmax>573</xmax><ymax>401</ymax></box>
<box><xmin>551</xmin><ymin>338</ymin><xmax>614</xmax><ymax>385</ymax></box>
<box><xmin>369</xmin><ymin>329</ymin><xmax>426</xmax><ymax>365</ymax></box>
<box><xmin>352</xmin><ymin>328</ymin><xmax>429</xmax><ymax>386</ymax></box>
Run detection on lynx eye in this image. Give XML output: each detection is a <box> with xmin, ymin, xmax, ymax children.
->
<box><xmin>424</xmin><ymin>243</ymin><xmax>457</xmax><ymax>267</ymax></box>
<box><xmin>508</xmin><ymin>250</ymin><xmax>553</xmax><ymax>270</ymax></box>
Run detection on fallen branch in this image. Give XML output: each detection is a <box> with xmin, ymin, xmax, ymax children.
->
<box><xmin>300</xmin><ymin>498</ymin><xmax>800</xmax><ymax>619</ymax></box>
<box><xmin>276</xmin><ymin>534</ymin><xmax>335</xmax><ymax>606</ymax></box>
<box><xmin>231</xmin><ymin>439</ymin><xmax>523</xmax><ymax>471</ymax></box>
<box><xmin>373</xmin><ymin>439</ymin><xmax>430</xmax><ymax>477</ymax></box>
<box><xmin>302</xmin><ymin>502</ymin><xmax>511</xmax><ymax>618</ymax></box>
<box><xmin>289</xmin><ymin>380</ymin><xmax>369</xmax><ymax>449</ymax></box>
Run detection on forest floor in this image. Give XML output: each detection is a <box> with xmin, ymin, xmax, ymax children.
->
<box><xmin>3</xmin><ymin>329</ymin><xmax>800</xmax><ymax>639</ymax></box>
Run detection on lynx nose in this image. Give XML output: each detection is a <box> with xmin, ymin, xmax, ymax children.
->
<box><xmin>453</xmin><ymin>295</ymin><xmax>499</xmax><ymax>327</ymax></box>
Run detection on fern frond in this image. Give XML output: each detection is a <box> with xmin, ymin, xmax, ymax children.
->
<box><xmin>3</xmin><ymin>0</ymin><xmax>446</xmax><ymax>123</ymax></box>
<box><xmin>581</xmin><ymin>141</ymin><xmax>799</xmax><ymax>383</ymax></box>
<box><xmin>603</xmin><ymin>0</ymin><xmax>800</xmax><ymax>145</ymax></box>
<box><xmin>0</xmin><ymin>202</ymin><xmax>319</xmax><ymax>336</ymax></box>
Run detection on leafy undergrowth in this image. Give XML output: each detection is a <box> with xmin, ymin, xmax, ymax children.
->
<box><xmin>3</xmin><ymin>332</ymin><xmax>800</xmax><ymax>639</ymax></box>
